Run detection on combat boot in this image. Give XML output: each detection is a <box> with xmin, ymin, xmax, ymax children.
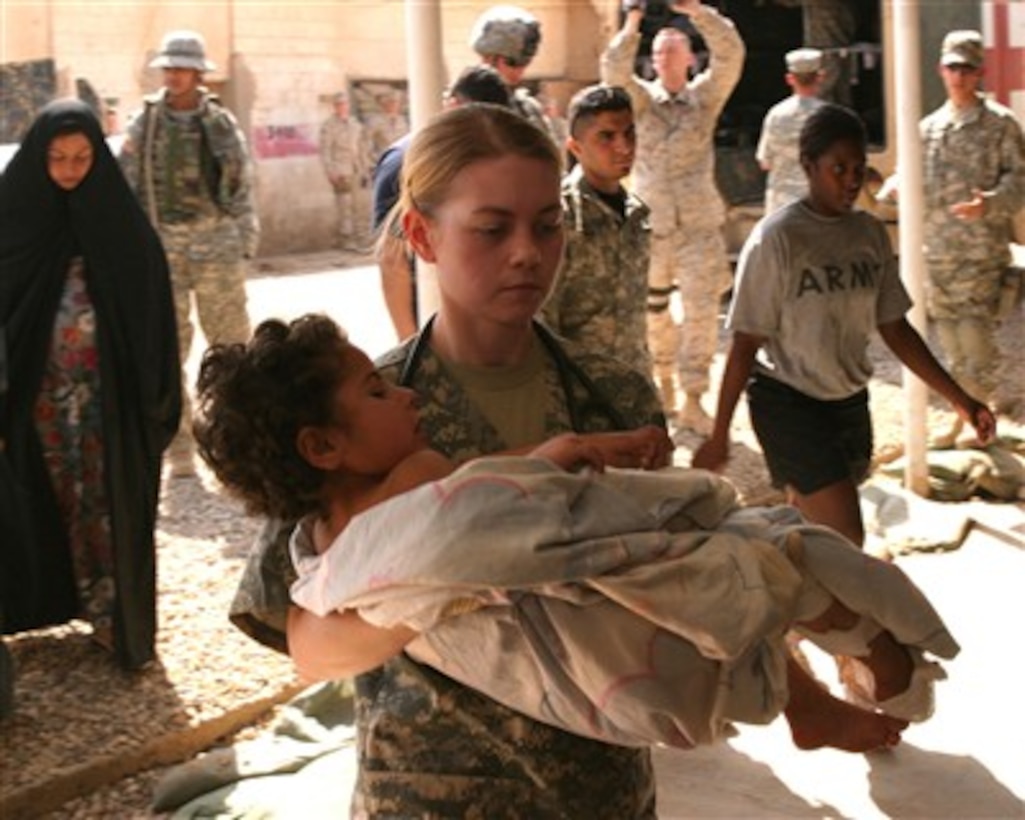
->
<box><xmin>678</xmin><ymin>392</ymin><xmax>712</xmax><ymax>435</ymax></box>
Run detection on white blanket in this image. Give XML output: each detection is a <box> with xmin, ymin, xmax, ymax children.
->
<box><xmin>291</xmin><ymin>458</ymin><xmax>959</xmax><ymax>748</ymax></box>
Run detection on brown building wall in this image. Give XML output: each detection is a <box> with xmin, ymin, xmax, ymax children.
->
<box><xmin>2</xmin><ymin>1</ymin><xmax>611</xmax><ymax>254</ymax></box>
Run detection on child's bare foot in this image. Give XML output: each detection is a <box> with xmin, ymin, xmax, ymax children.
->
<box><xmin>798</xmin><ymin>600</ymin><xmax>914</xmax><ymax>707</ymax></box>
<box><xmin>785</xmin><ymin>657</ymin><xmax>908</xmax><ymax>753</ymax></box>
<box><xmin>861</xmin><ymin>628</ymin><xmax>913</xmax><ymax>703</ymax></box>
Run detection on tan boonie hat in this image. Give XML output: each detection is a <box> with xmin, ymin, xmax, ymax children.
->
<box><xmin>149</xmin><ymin>30</ymin><xmax>216</xmax><ymax>72</ymax></box>
<box><xmin>785</xmin><ymin>48</ymin><xmax>823</xmax><ymax>75</ymax></box>
<box><xmin>940</xmin><ymin>30</ymin><xmax>984</xmax><ymax>68</ymax></box>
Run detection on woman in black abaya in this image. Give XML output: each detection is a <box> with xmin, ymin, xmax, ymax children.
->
<box><xmin>0</xmin><ymin>99</ymin><xmax>180</xmax><ymax>679</ymax></box>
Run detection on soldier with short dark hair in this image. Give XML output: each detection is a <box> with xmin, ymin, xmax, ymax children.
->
<box><xmin>541</xmin><ymin>84</ymin><xmax>652</xmax><ymax>373</ymax></box>
<box><xmin>118</xmin><ymin>29</ymin><xmax>257</xmax><ymax>479</ymax></box>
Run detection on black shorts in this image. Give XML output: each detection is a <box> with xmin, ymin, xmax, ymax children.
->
<box><xmin>747</xmin><ymin>372</ymin><xmax>872</xmax><ymax>495</ymax></box>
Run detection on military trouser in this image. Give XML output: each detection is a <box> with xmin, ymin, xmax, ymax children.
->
<box><xmin>161</xmin><ymin>218</ymin><xmax>252</xmax><ymax>468</ymax></box>
<box><xmin>932</xmin><ymin>317</ymin><xmax>998</xmax><ymax>401</ymax></box>
<box><xmin>647</xmin><ymin>230</ymin><xmax>731</xmax><ymax>397</ymax></box>
<box><xmin>927</xmin><ymin>260</ymin><xmax>1004</xmax><ymax>402</ymax></box>
<box><xmin>333</xmin><ymin>185</ymin><xmax>356</xmax><ymax>242</ymax></box>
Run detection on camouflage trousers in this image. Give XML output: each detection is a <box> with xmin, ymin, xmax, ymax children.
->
<box><xmin>331</xmin><ymin>179</ymin><xmax>369</xmax><ymax>247</ymax></box>
<box><xmin>933</xmin><ymin>317</ymin><xmax>999</xmax><ymax>401</ymax></box>
<box><xmin>160</xmin><ymin>218</ymin><xmax>252</xmax><ymax>466</ymax></box>
<box><xmin>927</xmin><ymin>261</ymin><xmax>1004</xmax><ymax>399</ymax></box>
<box><xmin>647</xmin><ymin>230</ymin><xmax>731</xmax><ymax>396</ymax></box>
<box><xmin>332</xmin><ymin>186</ymin><xmax>357</xmax><ymax>240</ymax></box>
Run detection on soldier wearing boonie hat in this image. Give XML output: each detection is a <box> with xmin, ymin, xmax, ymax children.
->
<box><xmin>907</xmin><ymin>27</ymin><xmax>1024</xmax><ymax>446</ymax></box>
<box><xmin>757</xmin><ymin>46</ymin><xmax>825</xmax><ymax>216</ymax></box>
<box><xmin>118</xmin><ymin>28</ymin><xmax>258</xmax><ymax>478</ymax></box>
<box><xmin>468</xmin><ymin>5</ymin><xmax>552</xmax><ymax>137</ymax></box>
<box><xmin>148</xmin><ymin>29</ymin><xmax>217</xmax><ymax>72</ymax></box>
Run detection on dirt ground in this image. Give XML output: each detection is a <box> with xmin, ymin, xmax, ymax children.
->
<box><xmin>2</xmin><ymin>254</ymin><xmax>1022</xmax><ymax>818</ymax></box>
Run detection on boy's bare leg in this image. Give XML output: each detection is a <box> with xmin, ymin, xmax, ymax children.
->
<box><xmin>784</xmin><ymin>656</ymin><xmax>908</xmax><ymax>752</ymax></box>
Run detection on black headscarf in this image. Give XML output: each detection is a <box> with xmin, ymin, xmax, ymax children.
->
<box><xmin>0</xmin><ymin>99</ymin><xmax>181</xmax><ymax>668</ymax></box>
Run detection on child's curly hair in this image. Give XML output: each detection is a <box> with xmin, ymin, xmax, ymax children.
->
<box><xmin>193</xmin><ymin>313</ymin><xmax>354</xmax><ymax>521</ymax></box>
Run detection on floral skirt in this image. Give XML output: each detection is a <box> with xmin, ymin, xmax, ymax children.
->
<box><xmin>33</xmin><ymin>258</ymin><xmax>115</xmax><ymax>649</ymax></box>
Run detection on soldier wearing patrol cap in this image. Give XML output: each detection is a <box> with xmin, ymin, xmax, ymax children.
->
<box><xmin>912</xmin><ymin>29</ymin><xmax>1024</xmax><ymax>444</ymax></box>
<box><xmin>469</xmin><ymin>5</ymin><xmax>551</xmax><ymax>135</ymax></box>
<box><xmin>756</xmin><ymin>47</ymin><xmax>825</xmax><ymax>215</ymax></box>
<box><xmin>602</xmin><ymin>0</ymin><xmax>745</xmax><ymax>433</ymax></box>
<box><xmin>319</xmin><ymin>90</ymin><xmax>373</xmax><ymax>251</ymax></box>
<box><xmin>118</xmin><ymin>29</ymin><xmax>258</xmax><ymax>478</ymax></box>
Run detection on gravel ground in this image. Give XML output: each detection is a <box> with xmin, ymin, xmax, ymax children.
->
<box><xmin>1</xmin><ymin>256</ymin><xmax>1022</xmax><ymax>819</ymax></box>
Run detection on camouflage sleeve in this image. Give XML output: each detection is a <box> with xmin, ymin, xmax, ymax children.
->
<box><xmin>539</xmin><ymin>189</ymin><xmax>578</xmax><ymax>334</ymax></box>
<box><xmin>360</xmin><ymin>122</ymin><xmax>375</xmax><ymax>176</ymax></box>
<box><xmin>116</xmin><ymin>108</ymin><xmax>147</xmax><ymax>197</ymax></box>
<box><xmin>755</xmin><ymin>108</ymin><xmax>775</xmax><ymax>168</ymax></box>
<box><xmin>600</xmin><ymin>30</ymin><xmax>650</xmax><ymax>120</ymax></box>
<box><xmin>986</xmin><ymin>109</ymin><xmax>1025</xmax><ymax>220</ymax></box>
<box><xmin>208</xmin><ymin>106</ymin><xmax>260</xmax><ymax>256</ymax></box>
<box><xmin>689</xmin><ymin>4</ymin><xmax>746</xmax><ymax>114</ymax></box>
<box><xmin>228</xmin><ymin>516</ymin><xmax>298</xmax><ymax>654</ymax></box>
<box><xmin>319</xmin><ymin>119</ymin><xmax>345</xmax><ymax>178</ymax></box>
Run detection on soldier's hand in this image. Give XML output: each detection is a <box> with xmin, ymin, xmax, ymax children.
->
<box><xmin>669</xmin><ymin>0</ymin><xmax>701</xmax><ymax>15</ymax></box>
<box><xmin>622</xmin><ymin>0</ymin><xmax>647</xmax><ymax>13</ymax></box>
<box><xmin>949</xmin><ymin>189</ymin><xmax>986</xmax><ymax>222</ymax></box>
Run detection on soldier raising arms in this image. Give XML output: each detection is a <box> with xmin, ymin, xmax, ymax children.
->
<box><xmin>602</xmin><ymin>0</ymin><xmax>745</xmax><ymax>434</ymax></box>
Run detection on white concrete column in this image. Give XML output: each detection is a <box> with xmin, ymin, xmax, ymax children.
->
<box><xmin>893</xmin><ymin>0</ymin><xmax>930</xmax><ymax>496</ymax></box>
<box><xmin>405</xmin><ymin>0</ymin><xmax>446</xmax><ymax>325</ymax></box>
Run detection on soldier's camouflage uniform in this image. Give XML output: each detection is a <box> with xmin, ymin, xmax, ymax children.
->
<box><xmin>229</xmin><ymin>330</ymin><xmax>666</xmax><ymax>818</ymax></box>
<box><xmin>118</xmin><ymin>87</ymin><xmax>257</xmax><ymax>470</ymax></box>
<box><xmin>319</xmin><ymin>114</ymin><xmax>372</xmax><ymax>246</ymax></box>
<box><xmin>541</xmin><ymin>164</ymin><xmax>652</xmax><ymax>373</ymax></box>
<box><xmin>602</xmin><ymin>4</ymin><xmax>744</xmax><ymax>407</ymax></box>
<box><xmin>921</xmin><ymin>94</ymin><xmax>1025</xmax><ymax>399</ymax></box>
<box><xmin>756</xmin><ymin>94</ymin><xmax>824</xmax><ymax>215</ymax></box>
<box><xmin>512</xmin><ymin>87</ymin><xmax>556</xmax><ymax>139</ymax></box>
<box><xmin>802</xmin><ymin>0</ymin><xmax>856</xmax><ymax>107</ymax></box>
<box><xmin>368</xmin><ymin>112</ymin><xmax>409</xmax><ymax>163</ymax></box>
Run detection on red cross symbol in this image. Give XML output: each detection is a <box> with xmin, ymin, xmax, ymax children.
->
<box><xmin>983</xmin><ymin>0</ymin><xmax>1025</xmax><ymax>113</ymax></box>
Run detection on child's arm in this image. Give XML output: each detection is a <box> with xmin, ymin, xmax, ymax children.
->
<box><xmin>287</xmin><ymin>606</ymin><xmax>417</xmax><ymax>682</ymax></box>
<box><xmin>529</xmin><ymin>427</ymin><xmax>675</xmax><ymax>472</ymax></box>
<box><xmin>381</xmin><ymin>448</ymin><xmax>457</xmax><ymax>498</ymax></box>
<box><xmin>878</xmin><ymin>317</ymin><xmax>997</xmax><ymax>443</ymax></box>
<box><xmin>692</xmin><ymin>331</ymin><xmax>763</xmax><ymax>470</ymax></box>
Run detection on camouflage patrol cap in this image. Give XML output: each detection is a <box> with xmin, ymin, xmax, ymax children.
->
<box><xmin>785</xmin><ymin>48</ymin><xmax>822</xmax><ymax>75</ymax></box>
<box><xmin>470</xmin><ymin>5</ymin><xmax>542</xmax><ymax>65</ymax></box>
<box><xmin>940</xmin><ymin>30</ymin><xmax>983</xmax><ymax>68</ymax></box>
<box><xmin>149</xmin><ymin>30</ymin><xmax>216</xmax><ymax>72</ymax></box>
